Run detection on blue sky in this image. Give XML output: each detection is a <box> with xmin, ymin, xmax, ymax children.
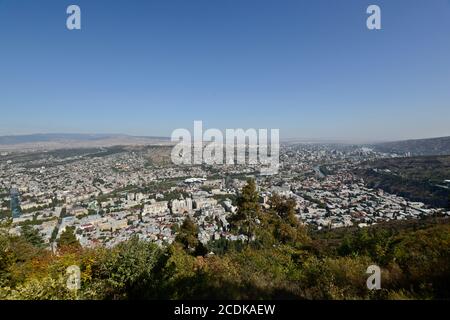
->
<box><xmin>0</xmin><ymin>0</ymin><xmax>449</xmax><ymax>141</ymax></box>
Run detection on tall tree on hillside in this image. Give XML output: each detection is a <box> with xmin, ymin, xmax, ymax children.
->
<box><xmin>175</xmin><ymin>217</ymin><xmax>199</xmax><ymax>250</ymax></box>
<box><xmin>231</xmin><ymin>179</ymin><xmax>261</xmax><ymax>239</ymax></box>
<box><xmin>175</xmin><ymin>216</ymin><xmax>208</xmax><ymax>256</ymax></box>
<box><xmin>21</xmin><ymin>225</ymin><xmax>45</xmax><ymax>248</ymax></box>
<box><xmin>268</xmin><ymin>193</ymin><xmax>309</xmax><ymax>245</ymax></box>
<box><xmin>270</xmin><ymin>194</ymin><xmax>298</xmax><ymax>226</ymax></box>
<box><xmin>57</xmin><ymin>226</ymin><xmax>81</xmax><ymax>249</ymax></box>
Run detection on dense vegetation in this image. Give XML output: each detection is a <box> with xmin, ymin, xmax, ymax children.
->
<box><xmin>1</xmin><ymin>180</ymin><xmax>449</xmax><ymax>300</ymax></box>
<box><xmin>356</xmin><ymin>156</ymin><xmax>450</xmax><ymax>208</ymax></box>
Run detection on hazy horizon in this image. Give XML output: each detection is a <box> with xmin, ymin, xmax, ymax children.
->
<box><xmin>1</xmin><ymin>0</ymin><xmax>450</xmax><ymax>141</ymax></box>
<box><xmin>0</xmin><ymin>131</ymin><xmax>449</xmax><ymax>145</ymax></box>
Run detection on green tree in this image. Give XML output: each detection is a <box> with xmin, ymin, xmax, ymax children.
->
<box><xmin>0</xmin><ymin>220</ymin><xmax>14</xmax><ymax>287</ymax></box>
<box><xmin>270</xmin><ymin>193</ymin><xmax>298</xmax><ymax>226</ymax></box>
<box><xmin>175</xmin><ymin>217</ymin><xmax>200</xmax><ymax>252</ymax></box>
<box><xmin>264</xmin><ymin>194</ymin><xmax>309</xmax><ymax>246</ymax></box>
<box><xmin>92</xmin><ymin>236</ymin><xmax>165</xmax><ymax>299</ymax></box>
<box><xmin>57</xmin><ymin>226</ymin><xmax>80</xmax><ymax>249</ymax></box>
<box><xmin>231</xmin><ymin>179</ymin><xmax>260</xmax><ymax>239</ymax></box>
<box><xmin>20</xmin><ymin>225</ymin><xmax>45</xmax><ymax>248</ymax></box>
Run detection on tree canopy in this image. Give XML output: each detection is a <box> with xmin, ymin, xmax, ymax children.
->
<box><xmin>57</xmin><ymin>226</ymin><xmax>81</xmax><ymax>250</ymax></box>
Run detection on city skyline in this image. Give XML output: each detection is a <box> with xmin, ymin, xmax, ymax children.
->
<box><xmin>1</xmin><ymin>0</ymin><xmax>450</xmax><ymax>140</ymax></box>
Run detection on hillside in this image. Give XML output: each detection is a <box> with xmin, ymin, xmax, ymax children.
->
<box><xmin>1</xmin><ymin>181</ymin><xmax>450</xmax><ymax>300</ymax></box>
<box><xmin>356</xmin><ymin>155</ymin><xmax>450</xmax><ymax>208</ymax></box>
<box><xmin>370</xmin><ymin>136</ymin><xmax>450</xmax><ymax>156</ymax></box>
<box><xmin>1</xmin><ymin>215</ymin><xmax>449</xmax><ymax>300</ymax></box>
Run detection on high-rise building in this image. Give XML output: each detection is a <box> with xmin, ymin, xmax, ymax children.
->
<box><xmin>171</xmin><ymin>198</ymin><xmax>193</xmax><ymax>214</ymax></box>
<box><xmin>10</xmin><ymin>188</ymin><xmax>22</xmax><ymax>218</ymax></box>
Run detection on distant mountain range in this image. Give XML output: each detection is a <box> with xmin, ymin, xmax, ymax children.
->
<box><xmin>0</xmin><ymin>133</ymin><xmax>171</xmax><ymax>151</ymax></box>
<box><xmin>1</xmin><ymin>133</ymin><xmax>450</xmax><ymax>155</ymax></box>
<box><xmin>370</xmin><ymin>136</ymin><xmax>450</xmax><ymax>156</ymax></box>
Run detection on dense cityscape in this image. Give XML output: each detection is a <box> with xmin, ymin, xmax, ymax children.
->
<box><xmin>1</xmin><ymin>0</ymin><xmax>450</xmax><ymax>312</ymax></box>
<box><xmin>1</xmin><ymin>143</ymin><xmax>448</xmax><ymax>251</ymax></box>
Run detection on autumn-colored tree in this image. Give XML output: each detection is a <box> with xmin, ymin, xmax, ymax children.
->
<box><xmin>265</xmin><ymin>193</ymin><xmax>309</xmax><ymax>245</ymax></box>
<box><xmin>270</xmin><ymin>193</ymin><xmax>298</xmax><ymax>226</ymax></box>
<box><xmin>175</xmin><ymin>217</ymin><xmax>200</xmax><ymax>251</ymax></box>
<box><xmin>57</xmin><ymin>226</ymin><xmax>81</xmax><ymax>250</ymax></box>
